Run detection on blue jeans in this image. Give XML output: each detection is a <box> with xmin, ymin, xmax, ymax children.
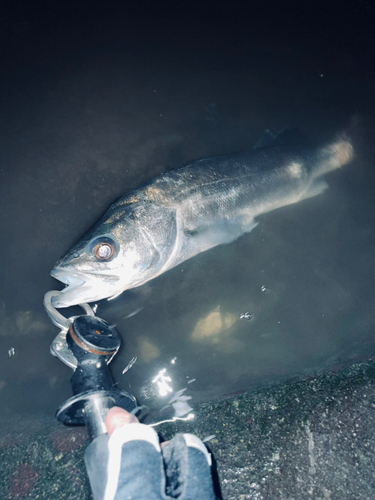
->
<box><xmin>85</xmin><ymin>423</ymin><xmax>219</xmax><ymax>500</ymax></box>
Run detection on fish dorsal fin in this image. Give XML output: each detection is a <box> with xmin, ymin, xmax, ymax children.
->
<box><xmin>252</xmin><ymin>129</ymin><xmax>282</xmax><ymax>149</ymax></box>
<box><xmin>252</xmin><ymin>126</ymin><xmax>307</xmax><ymax>150</ymax></box>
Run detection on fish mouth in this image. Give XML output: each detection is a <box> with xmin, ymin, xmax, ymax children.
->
<box><xmin>50</xmin><ymin>269</ymin><xmax>86</xmax><ymax>288</ymax></box>
<box><xmin>50</xmin><ymin>268</ymin><xmax>120</xmax><ymax>308</ymax></box>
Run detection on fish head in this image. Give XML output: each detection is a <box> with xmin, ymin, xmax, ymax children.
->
<box><xmin>50</xmin><ymin>207</ymin><xmax>158</xmax><ymax>308</ymax></box>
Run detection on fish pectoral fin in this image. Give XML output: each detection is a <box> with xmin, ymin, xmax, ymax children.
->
<box><xmin>184</xmin><ymin>216</ymin><xmax>258</xmax><ymax>251</ymax></box>
<box><xmin>240</xmin><ymin>216</ymin><xmax>259</xmax><ymax>234</ymax></box>
<box><xmin>299</xmin><ymin>180</ymin><xmax>329</xmax><ymax>201</ymax></box>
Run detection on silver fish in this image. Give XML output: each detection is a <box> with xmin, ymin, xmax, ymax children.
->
<box><xmin>50</xmin><ymin>134</ymin><xmax>353</xmax><ymax>308</ymax></box>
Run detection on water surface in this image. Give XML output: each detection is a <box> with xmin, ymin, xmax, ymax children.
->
<box><xmin>0</xmin><ymin>0</ymin><xmax>374</xmax><ymax>421</ymax></box>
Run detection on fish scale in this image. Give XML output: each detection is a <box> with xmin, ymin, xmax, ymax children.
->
<box><xmin>49</xmin><ymin>133</ymin><xmax>353</xmax><ymax>308</ymax></box>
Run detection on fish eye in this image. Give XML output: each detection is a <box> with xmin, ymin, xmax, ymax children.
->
<box><xmin>90</xmin><ymin>237</ymin><xmax>117</xmax><ymax>261</ymax></box>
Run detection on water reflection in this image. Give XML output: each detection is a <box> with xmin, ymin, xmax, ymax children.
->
<box><xmin>152</xmin><ymin>368</ymin><xmax>173</xmax><ymax>397</ymax></box>
<box><xmin>0</xmin><ymin>12</ymin><xmax>374</xmax><ymax>422</ymax></box>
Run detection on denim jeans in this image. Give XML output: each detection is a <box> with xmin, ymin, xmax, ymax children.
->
<box><xmin>85</xmin><ymin>423</ymin><xmax>219</xmax><ymax>500</ymax></box>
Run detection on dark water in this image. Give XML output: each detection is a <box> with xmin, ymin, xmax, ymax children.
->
<box><xmin>0</xmin><ymin>0</ymin><xmax>375</xmax><ymax>421</ymax></box>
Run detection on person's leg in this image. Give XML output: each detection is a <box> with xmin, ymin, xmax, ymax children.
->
<box><xmin>162</xmin><ymin>433</ymin><xmax>217</xmax><ymax>500</ymax></box>
<box><xmin>104</xmin><ymin>407</ymin><xmax>166</xmax><ymax>500</ymax></box>
<box><xmin>105</xmin><ymin>407</ymin><xmax>219</xmax><ymax>500</ymax></box>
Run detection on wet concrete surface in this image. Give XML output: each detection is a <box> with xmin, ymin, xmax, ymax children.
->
<box><xmin>1</xmin><ymin>359</ymin><xmax>375</xmax><ymax>499</ymax></box>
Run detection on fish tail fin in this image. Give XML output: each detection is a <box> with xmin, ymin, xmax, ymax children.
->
<box><xmin>312</xmin><ymin>134</ymin><xmax>354</xmax><ymax>180</ymax></box>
